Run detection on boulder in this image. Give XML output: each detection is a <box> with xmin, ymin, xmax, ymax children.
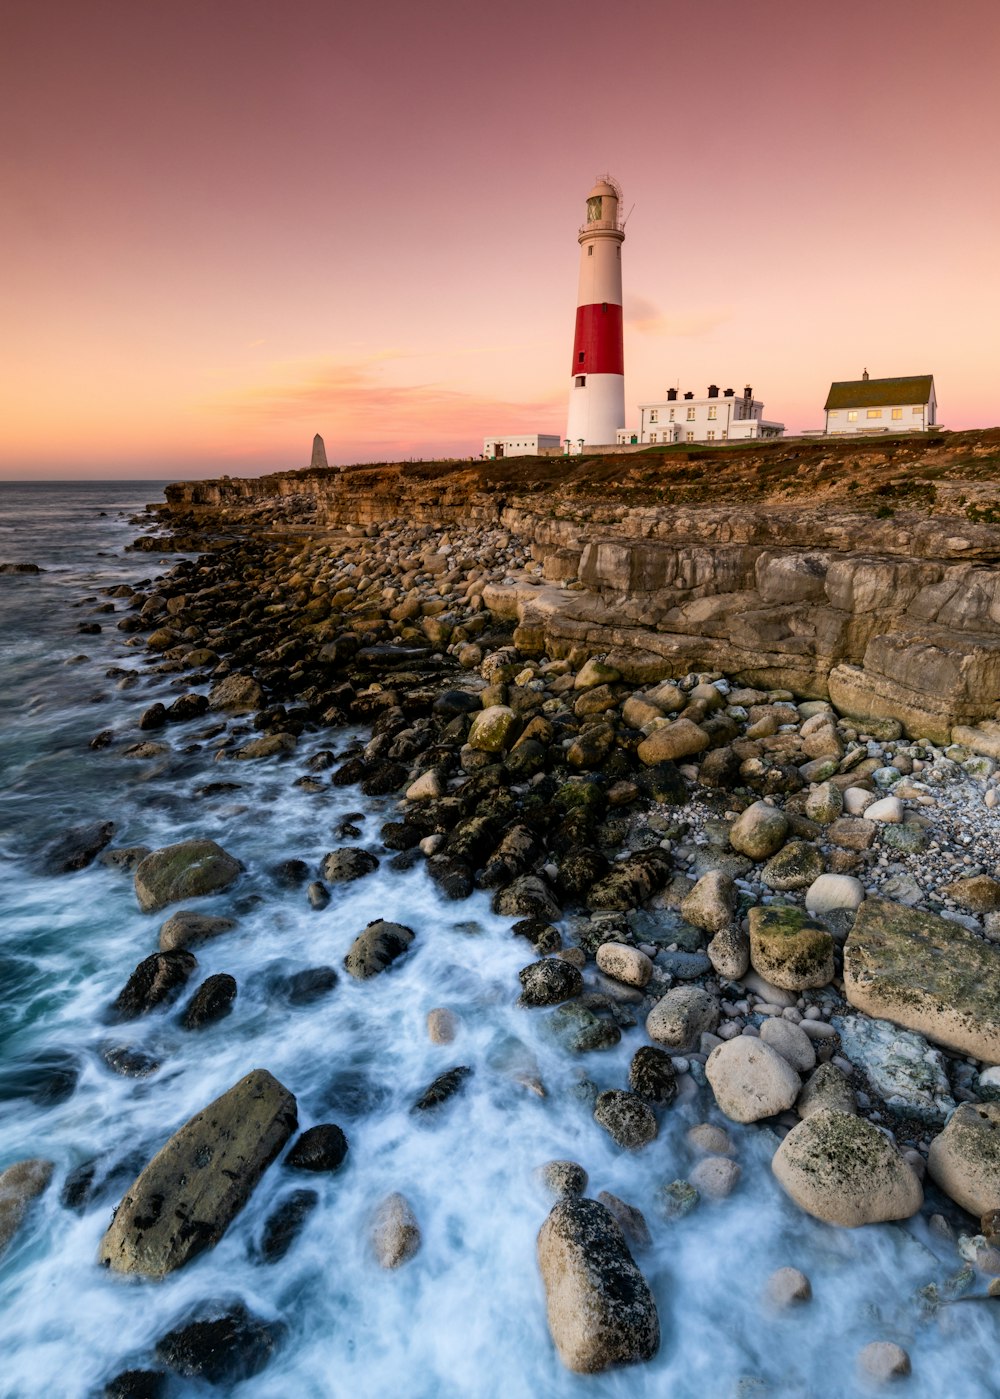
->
<box><xmin>772</xmin><ymin>1108</ymin><xmax>923</xmax><ymax>1226</ymax></box>
<box><xmin>343</xmin><ymin>920</ymin><xmax>415</xmax><ymax>978</ymax></box>
<box><xmin>286</xmin><ymin>1123</ymin><xmax>349</xmax><ymax>1173</ymax></box>
<box><xmin>0</xmin><ymin>1158</ymin><xmax>53</xmax><ymax>1258</ymax></box>
<box><xmin>749</xmin><ymin>905</ymin><xmax>834</xmax><ymax>990</ymax></box>
<box><xmin>134</xmin><ymin>840</ymin><xmax>241</xmax><ymax>914</ymax></box>
<box><xmin>593</xmin><ymin>1090</ymin><xmax>658</xmax><ymax>1150</ymax></box>
<box><xmin>98</xmin><ymin>1069</ymin><xmax>297</xmax><ymax>1277</ymax></box>
<box><xmin>536</xmin><ymin>1196</ymin><xmax>659</xmax><ymax>1373</ymax></box>
<box><xmin>636</xmin><ymin>719</ymin><xmax>709</xmax><ymax>765</ymax></box>
<box><xmin>111</xmin><ymin>951</ymin><xmax>198</xmax><ymax>1020</ymax></box>
<box><xmin>927</xmin><ymin>1103</ymin><xmax>1000</xmax><ymax>1216</ymax></box>
<box><xmin>159</xmin><ymin>910</ymin><xmax>236</xmax><ymax>952</ymax></box>
<box><xmin>371</xmin><ymin>1191</ymin><xmax>421</xmax><ymax>1267</ymax></box>
<box><xmin>680</xmin><ymin>870</ymin><xmax>737</xmax><ymax>934</ymax></box>
<box><xmin>796</xmin><ymin>1064</ymin><xmax>857</xmax><ymax>1120</ymax></box>
<box><xmin>595</xmin><ymin>942</ymin><xmax>652</xmax><ymax>988</ymax></box>
<box><xmin>707</xmin><ymin>923</ymin><xmax>750</xmax><ymax>980</ymax></box>
<box><xmin>705</xmin><ymin>1037</ymin><xmax>801</xmax><ymax>1123</ymax></box>
<box><xmin>518</xmin><ymin>958</ymin><xmax>582</xmax><ymax>1007</ymax></box>
<box><xmin>257</xmin><ymin>1188</ymin><xmax>318</xmax><ymax>1263</ymax></box>
<box><xmin>628</xmin><ymin>1045</ymin><xmax>677</xmax><ymax>1105</ymax></box>
<box><xmin>154</xmin><ymin>1304</ymin><xmax>280</xmax><ymax>1385</ymax></box>
<box><xmin>207</xmin><ymin>673</ymin><xmax>263</xmax><ymax>714</ymax></box>
<box><xmin>319</xmin><ymin>847</ymin><xmax>379</xmax><ymax>884</ymax></box>
<box><xmin>646</xmin><ymin>986</ymin><xmax>719</xmax><ymax>1051</ymax></box>
<box><xmin>843</xmin><ymin>898</ymin><xmax>1000</xmax><ymax>1061</ymax></box>
<box><xmin>728</xmin><ymin>802</ymin><xmax>789</xmax><ymax>860</ymax></box>
<box><xmin>467</xmin><ymin>705</ymin><xmax>520</xmax><ymax>753</ymax></box>
<box><xmin>180</xmin><ymin>973</ymin><xmax>237</xmax><ymax>1029</ymax></box>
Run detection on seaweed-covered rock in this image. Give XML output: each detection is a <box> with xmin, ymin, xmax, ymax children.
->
<box><xmin>181</xmin><ymin>974</ymin><xmax>237</xmax><ymax>1029</ymax></box>
<box><xmin>256</xmin><ymin>1188</ymin><xmax>318</xmax><ymax>1263</ymax></box>
<box><xmin>518</xmin><ymin>958</ymin><xmax>583</xmax><ymax>1007</ymax></box>
<box><xmin>628</xmin><ymin>1046</ymin><xmax>677</xmax><ymax>1105</ymax></box>
<box><xmin>319</xmin><ymin>847</ymin><xmax>379</xmax><ymax>884</ymax></box>
<box><xmin>749</xmin><ymin>905</ymin><xmax>834</xmax><ymax>991</ymax></box>
<box><xmin>760</xmin><ymin>841</ymin><xmax>825</xmax><ymax>892</ymax></box>
<box><xmin>111</xmin><ymin>951</ymin><xmax>198</xmax><ymax>1020</ymax></box>
<box><xmin>155</xmin><ymin>1304</ymin><xmax>281</xmax><ymax>1385</ymax></box>
<box><xmin>412</xmin><ymin>1065</ymin><xmax>473</xmax><ymax>1112</ymax></box>
<box><xmin>594</xmin><ymin>1090</ymin><xmax>658</xmax><ymax>1150</ymax></box>
<box><xmin>285</xmin><ymin>1124</ymin><xmax>349</xmax><ymax>1173</ymax></box>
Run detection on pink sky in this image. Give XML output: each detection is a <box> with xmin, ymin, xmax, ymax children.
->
<box><xmin>2</xmin><ymin>0</ymin><xmax>998</xmax><ymax>478</ymax></box>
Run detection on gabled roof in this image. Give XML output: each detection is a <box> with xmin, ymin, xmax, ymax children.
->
<box><xmin>825</xmin><ymin>375</ymin><xmax>934</xmax><ymax>411</ymax></box>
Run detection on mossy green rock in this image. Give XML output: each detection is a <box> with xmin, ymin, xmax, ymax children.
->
<box><xmin>761</xmin><ymin>840</ymin><xmax>825</xmax><ymax>892</ymax></box>
<box><xmin>844</xmin><ymin>898</ymin><xmax>1000</xmax><ymax>1062</ymax></box>
<box><xmin>467</xmin><ymin>705</ymin><xmax>520</xmax><ymax>753</ymax></box>
<box><xmin>134</xmin><ymin>840</ymin><xmax>242</xmax><ymax>914</ymax></box>
<box><xmin>772</xmin><ymin>1108</ymin><xmax>923</xmax><ymax>1226</ymax></box>
<box><xmin>748</xmin><ymin>905</ymin><xmax>834</xmax><ymax>990</ymax></box>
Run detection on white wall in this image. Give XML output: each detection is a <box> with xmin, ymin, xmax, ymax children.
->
<box><xmin>825</xmin><ymin>397</ymin><xmax>935</xmax><ymax>434</ymax></box>
<box><xmin>635</xmin><ymin>395</ymin><xmax>783</xmax><ymax>444</ymax></box>
<box><xmin>566</xmin><ymin>373</ymin><xmax>625</xmax><ymax>448</ymax></box>
<box><xmin>482</xmin><ymin>435</ymin><xmax>562</xmax><ymax>458</ymax></box>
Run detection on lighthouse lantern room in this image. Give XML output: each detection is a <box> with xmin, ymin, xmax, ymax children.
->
<box><xmin>566</xmin><ymin>176</ymin><xmax>626</xmax><ymax>449</ymax></box>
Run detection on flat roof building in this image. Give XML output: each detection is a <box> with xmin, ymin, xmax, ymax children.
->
<box><xmin>483</xmin><ymin>434</ymin><xmax>562</xmax><ymax>459</ymax></box>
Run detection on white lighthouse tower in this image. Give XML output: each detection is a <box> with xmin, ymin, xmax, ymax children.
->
<box><xmin>566</xmin><ymin>176</ymin><xmax>626</xmax><ymax>448</ymax></box>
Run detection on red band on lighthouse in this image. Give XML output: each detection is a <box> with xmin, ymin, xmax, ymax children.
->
<box><xmin>571</xmin><ymin>302</ymin><xmax>624</xmax><ymax>377</ymax></box>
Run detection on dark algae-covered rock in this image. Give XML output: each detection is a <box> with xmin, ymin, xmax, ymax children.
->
<box><xmin>102</xmin><ymin>1370</ymin><xmax>168</xmax><ymax>1399</ymax></box>
<box><xmin>518</xmin><ymin>957</ymin><xmax>583</xmax><ymax>1007</ymax></box>
<box><xmin>155</xmin><ymin>1303</ymin><xmax>282</xmax><ymax>1385</ymax></box>
<box><xmin>285</xmin><ymin>1124</ymin><xmax>349</xmax><ymax>1172</ymax></box>
<box><xmin>98</xmin><ymin>1069</ymin><xmax>297</xmax><ymax>1277</ymax></box>
<box><xmin>181</xmin><ymin>973</ymin><xmax>237</xmax><ymax>1029</ymax></box>
<box><xmin>256</xmin><ymin>1188</ymin><xmax>319</xmax><ymax>1262</ymax></box>
<box><xmin>110</xmin><ymin>951</ymin><xmax>197</xmax><ymax>1020</ymax></box>
<box><xmin>40</xmin><ymin>819</ymin><xmax>115</xmax><ymax>874</ymax></box>
<box><xmin>628</xmin><ymin>1045</ymin><xmax>678</xmax><ymax>1105</ymax></box>
<box><xmin>343</xmin><ymin>919</ymin><xmax>415</xmax><ymax>979</ymax></box>
<box><xmin>536</xmin><ymin>1196</ymin><xmax>659</xmax><ymax>1373</ymax></box>
<box><xmin>412</xmin><ymin>1065</ymin><xmax>473</xmax><ymax>1112</ymax></box>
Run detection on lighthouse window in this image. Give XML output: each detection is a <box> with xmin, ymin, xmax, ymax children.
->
<box><xmin>578</xmin><ymin>352</ymin><xmax>585</xmax><ymax>363</ymax></box>
<box><xmin>575</xmin><ymin>375</ymin><xmax>586</xmax><ymax>387</ymax></box>
<box><xmin>602</xmin><ymin>302</ymin><xmax>607</xmax><ymax>312</ymax></box>
<box><xmin>588</xmin><ymin>246</ymin><xmax>594</xmax><ymax>256</ymax></box>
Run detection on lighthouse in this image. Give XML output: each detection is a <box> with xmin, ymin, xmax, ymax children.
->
<box><xmin>566</xmin><ymin>176</ymin><xmax>625</xmax><ymax>448</ymax></box>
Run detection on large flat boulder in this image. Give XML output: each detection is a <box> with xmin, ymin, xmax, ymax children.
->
<box><xmin>98</xmin><ymin>1069</ymin><xmax>297</xmax><ymax>1277</ymax></box>
<box><xmin>537</xmin><ymin>1196</ymin><xmax>659</xmax><ymax>1373</ymax></box>
<box><xmin>134</xmin><ymin>840</ymin><xmax>241</xmax><ymax>914</ymax></box>
<box><xmin>843</xmin><ymin>898</ymin><xmax>1000</xmax><ymax>1062</ymax></box>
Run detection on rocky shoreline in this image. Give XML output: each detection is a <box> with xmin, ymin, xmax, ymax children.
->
<box><xmin>6</xmin><ymin>502</ymin><xmax>1000</xmax><ymax>1393</ymax></box>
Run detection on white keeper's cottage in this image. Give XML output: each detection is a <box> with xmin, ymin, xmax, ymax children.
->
<box><xmin>617</xmin><ymin>384</ymin><xmax>784</xmax><ymax>446</ymax></box>
<box><xmin>823</xmin><ymin>372</ymin><xmax>937</xmax><ymax>434</ymax></box>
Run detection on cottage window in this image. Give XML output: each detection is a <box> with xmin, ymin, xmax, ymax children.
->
<box><xmin>649</xmin><ymin>410</ymin><xmax>658</xmax><ymax>423</ymax></box>
<box><xmin>892</xmin><ymin>408</ymin><xmax>903</xmax><ymax>420</ymax></box>
<box><xmin>686</xmin><ymin>431</ymin><xmax>695</xmax><ymax>442</ymax></box>
<box><xmin>912</xmin><ymin>406</ymin><xmax>922</xmax><ymax>414</ymax></box>
<box><xmin>686</xmin><ymin>407</ymin><xmax>695</xmax><ymax>421</ymax></box>
<box><xmin>867</xmin><ymin>409</ymin><xmax>882</xmax><ymax>419</ymax></box>
<box><xmin>668</xmin><ymin>408</ymin><xmax>675</xmax><ymax>421</ymax></box>
<box><xmin>828</xmin><ymin>410</ymin><xmax>839</xmax><ymax>418</ymax></box>
<box><xmin>707</xmin><ymin>430</ymin><xmax>716</xmax><ymax>440</ymax></box>
<box><xmin>848</xmin><ymin>411</ymin><xmax>858</xmax><ymax>422</ymax></box>
<box><xmin>649</xmin><ymin>432</ymin><xmax>657</xmax><ymax>443</ymax></box>
<box><xmin>708</xmin><ymin>406</ymin><xmax>717</xmax><ymax>420</ymax></box>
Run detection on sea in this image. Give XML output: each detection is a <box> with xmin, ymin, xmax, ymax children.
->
<box><xmin>0</xmin><ymin>480</ymin><xmax>997</xmax><ymax>1397</ymax></box>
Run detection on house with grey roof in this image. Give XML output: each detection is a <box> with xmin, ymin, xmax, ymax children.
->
<box><xmin>823</xmin><ymin>371</ymin><xmax>937</xmax><ymax>434</ymax></box>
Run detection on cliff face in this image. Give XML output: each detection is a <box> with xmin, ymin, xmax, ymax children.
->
<box><xmin>157</xmin><ymin>430</ymin><xmax>1000</xmax><ymax>744</ymax></box>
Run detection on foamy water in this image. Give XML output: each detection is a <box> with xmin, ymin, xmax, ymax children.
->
<box><xmin>0</xmin><ymin>482</ymin><xmax>997</xmax><ymax>1398</ymax></box>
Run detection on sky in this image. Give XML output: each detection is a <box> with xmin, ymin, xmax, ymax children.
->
<box><xmin>2</xmin><ymin>0</ymin><xmax>999</xmax><ymax>479</ymax></box>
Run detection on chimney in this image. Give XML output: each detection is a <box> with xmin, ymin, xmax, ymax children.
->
<box><xmin>862</xmin><ymin>368</ymin><xmax>869</xmax><ymax>381</ymax></box>
<box><xmin>707</xmin><ymin>384</ymin><xmax>719</xmax><ymax>398</ymax></box>
<box><xmin>666</xmin><ymin>387</ymin><xmax>678</xmax><ymax>401</ymax></box>
<box><xmin>744</xmin><ymin>384</ymin><xmax>753</xmax><ymax>400</ymax></box>
<box><xmin>723</xmin><ymin>387</ymin><xmax>735</xmax><ymax>397</ymax></box>
<box><xmin>683</xmin><ymin>391</ymin><xmax>694</xmax><ymax>400</ymax></box>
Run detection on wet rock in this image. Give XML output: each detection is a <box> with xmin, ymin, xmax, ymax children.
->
<box><xmin>343</xmin><ymin>919</ymin><xmax>415</xmax><ymax>978</ymax></box>
<box><xmin>586</xmin><ymin>849</ymin><xmax>672</xmax><ymax>912</ymax></box>
<box><xmin>637</xmin><ymin>718</ymin><xmax>709</xmax><ymax>765</ymax></box>
<box><xmin>0</xmin><ymin>1048</ymin><xmax>79</xmax><ymax>1106</ymax></box>
<box><xmin>681</xmin><ymin>870</ymin><xmax>737</xmax><ymax>934</ymax></box>
<box><xmin>796</xmin><ymin>1063</ymin><xmax>857</xmax><ymax>1120</ymax></box>
<box><xmin>371</xmin><ymin>1191</ymin><xmax>421</xmax><ymax>1268</ymax></box>
<box><xmin>844</xmin><ymin>898</ymin><xmax>1000</xmax><ymax>1061</ymax></box>
<box><xmin>139</xmin><ymin>703</ymin><xmax>168</xmax><ymax>731</ymax></box>
<box><xmin>0</xmin><ymin>1158</ymin><xmax>53</xmax><ymax>1258</ymax></box>
<box><xmin>278</xmin><ymin>965</ymin><xmax>338</xmax><ymax>1005</ymax></box>
<box><xmin>155</xmin><ymin>1303</ymin><xmax>281</xmax><ymax>1385</ymax></box>
<box><xmin>256</xmin><ymin>1188</ymin><xmax>318</xmax><ymax>1263</ymax></box>
<box><xmin>102</xmin><ymin>1370</ymin><xmax>168</xmax><ymax>1399</ymax></box>
<box><xmin>772</xmin><ymin>1108</ymin><xmax>923</xmax><ymax>1226</ymax></box>
<box><xmin>596</xmin><ymin>1191</ymin><xmax>651</xmax><ymax>1249</ymax></box>
<box><xmin>833</xmin><ymin>1014</ymin><xmax>954</xmax><ymax>1127</ymax></box>
<box><xmin>427</xmin><ymin>855</ymin><xmax>474</xmax><ymax>900</ymax></box>
<box><xmin>467</xmin><ymin>704</ymin><xmax>520</xmax><ymax>752</ymax></box>
<box><xmin>628</xmin><ymin>1045</ymin><xmax>677</xmax><ymax>1105</ymax></box>
<box><xmin>536</xmin><ymin>1196</ymin><xmax>659</xmax><ymax>1373</ymax></box>
<box><xmin>98</xmin><ymin>1069</ymin><xmax>298</xmax><ymax>1277</ymax></box>
<box><xmin>595</xmin><ymin>942</ymin><xmax>652</xmax><ymax>988</ymax></box>
<box><xmin>99</xmin><ymin>845</ymin><xmax>152</xmax><ymax>872</ymax></box>
<box><xmin>307</xmin><ymin>881</ymin><xmax>330</xmax><ymax>910</ymax></box>
<box><xmin>748</xmin><ymin>905</ymin><xmax>834</xmax><ymax>991</ymax></box>
<box><xmin>518</xmin><ymin>957</ymin><xmax>582</xmax><ymax>1006</ymax></box>
<box><xmin>857</xmin><ymin>1341</ymin><xmax>911</xmax><ymax>1384</ymax></box>
<box><xmin>927</xmin><ymin>1103</ymin><xmax>1000</xmax><ymax>1216</ymax></box>
<box><xmin>101</xmin><ymin>1044</ymin><xmax>160</xmax><ymax>1077</ymax></box>
<box><xmin>208</xmin><ymin>673</ymin><xmax>264</xmax><ymax>713</ymax></box>
<box><xmin>181</xmin><ymin>973</ymin><xmax>237</xmax><ymax>1029</ymax></box>
<box><xmin>134</xmin><ymin>839</ymin><xmax>241</xmax><ymax>914</ymax></box>
<box><xmin>686</xmin><ymin>1123</ymin><xmax>734</xmax><ymax>1156</ymax></box>
<box><xmin>765</xmin><ymin>1267</ymin><xmax>812</xmax><ymax>1308</ymax></box>
<box><xmin>319</xmin><ymin>847</ymin><xmax>380</xmax><ymax>884</ymax></box>
<box><xmin>537</xmin><ymin>1160</ymin><xmax>589</xmax><ymax>1197</ymax></box>
<box><xmin>547</xmin><ymin>1003</ymin><xmax>621</xmax><ymax>1053</ymax></box>
<box><xmin>41</xmin><ymin>819</ymin><xmax>115</xmax><ymax>874</ymax></box>
<box><xmin>761</xmin><ymin>840</ymin><xmax>825</xmax><ymax>892</ymax></box>
<box><xmin>271</xmin><ymin>857</ymin><xmax>310</xmax><ymax>887</ymax></box>
<box><xmin>0</xmin><ymin>561</ymin><xmax>42</xmax><ymax>574</ymax></box>
<box><xmin>111</xmin><ymin>950</ymin><xmax>197</xmax><ymax>1020</ymax></box>
<box><xmin>646</xmin><ymin>986</ymin><xmax>719</xmax><ymax>1051</ymax></box>
<box><xmin>655</xmin><ymin>1179</ymin><xmax>699</xmax><ymax>1221</ymax></box>
<box><xmin>728</xmin><ymin>802</ymin><xmax>789</xmax><ymax>860</ymax></box>
<box><xmin>427</xmin><ymin>1007</ymin><xmax>459</xmax><ymax>1043</ymax></box>
<box><xmin>166</xmin><ymin>693</ymin><xmax>209</xmax><ymax>723</ymax></box>
<box><xmin>555</xmin><ymin>846</ymin><xmax>608</xmax><ymax>902</ymax></box>
<box><xmin>707</xmin><ymin>923</ymin><xmax>750</xmax><ymax>979</ymax></box>
<box><xmin>689</xmin><ymin>1155</ymin><xmax>741</xmax><ymax>1199</ymax></box>
<box><xmin>412</xmin><ymin>1065</ymin><xmax>473</xmax><ymax>1112</ymax></box>
<box><xmin>594</xmin><ymin>1090</ymin><xmax>658</xmax><ymax>1150</ymax></box>
<box><xmin>705</xmin><ymin>1037</ymin><xmax>801</xmax><ymax>1123</ymax></box>
<box><xmin>159</xmin><ymin>909</ymin><xmax>236</xmax><ymax>952</ymax></box>
<box><xmin>286</xmin><ymin>1123</ymin><xmax>349</xmax><ymax>1173</ymax></box>
<box><xmin>235</xmin><ymin>731</ymin><xmax>297</xmax><ymax>759</ymax></box>
<box><xmin>493</xmin><ymin>874</ymin><xmax>562</xmax><ymax>921</ymax></box>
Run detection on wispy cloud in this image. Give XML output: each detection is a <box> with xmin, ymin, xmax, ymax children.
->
<box><xmin>624</xmin><ymin>295</ymin><xmax>732</xmax><ymax>338</ymax></box>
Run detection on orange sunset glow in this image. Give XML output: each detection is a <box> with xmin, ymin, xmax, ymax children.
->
<box><xmin>3</xmin><ymin>0</ymin><xmax>999</xmax><ymax>478</ymax></box>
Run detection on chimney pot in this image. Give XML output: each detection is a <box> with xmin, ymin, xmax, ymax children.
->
<box><xmin>666</xmin><ymin>387</ymin><xmax>678</xmax><ymax>401</ymax></box>
<box><xmin>723</xmin><ymin>387</ymin><xmax>735</xmax><ymax>397</ymax></box>
<box><xmin>707</xmin><ymin>384</ymin><xmax>719</xmax><ymax>398</ymax></box>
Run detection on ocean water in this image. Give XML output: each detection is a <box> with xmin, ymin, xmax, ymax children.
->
<box><xmin>0</xmin><ymin>481</ymin><xmax>997</xmax><ymax>1398</ymax></box>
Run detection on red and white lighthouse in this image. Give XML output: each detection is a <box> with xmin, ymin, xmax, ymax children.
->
<box><xmin>566</xmin><ymin>176</ymin><xmax>625</xmax><ymax>448</ymax></box>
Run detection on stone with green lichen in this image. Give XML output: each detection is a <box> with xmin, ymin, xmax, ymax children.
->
<box><xmin>467</xmin><ymin>705</ymin><xmax>520</xmax><ymax>753</ymax></box>
<box><xmin>134</xmin><ymin>839</ymin><xmax>242</xmax><ymax>914</ymax></box>
<box><xmin>760</xmin><ymin>840</ymin><xmax>825</xmax><ymax>892</ymax></box>
<box><xmin>772</xmin><ymin>1108</ymin><xmax>923</xmax><ymax>1227</ymax></box>
<box><xmin>546</xmin><ymin>1003</ymin><xmax>621</xmax><ymax>1053</ymax></box>
<box><xmin>844</xmin><ymin>898</ymin><xmax>1000</xmax><ymax>1062</ymax></box>
<box><xmin>881</xmin><ymin>820</ymin><xmax>929</xmax><ymax>854</ymax></box>
<box><xmin>748</xmin><ymin>905</ymin><xmax>834</xmax><ymax>991</ymax></box>
<box><xmin>655</xmin><ymin>1179</ymin><xmax>699</xmax><ymax>1221</ymax></box>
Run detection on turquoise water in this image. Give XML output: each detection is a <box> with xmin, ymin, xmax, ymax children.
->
<box><xmin>0</xmin><ymin>482</ymin><xmax>997</xmax><ymax>1398</ymax></box>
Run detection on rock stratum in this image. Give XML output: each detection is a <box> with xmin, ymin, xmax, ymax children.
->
<box><xmin>152</xmin><ymin>430</ymin><xmax>1000</xmax><ymax>742</ymax></box>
